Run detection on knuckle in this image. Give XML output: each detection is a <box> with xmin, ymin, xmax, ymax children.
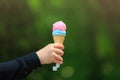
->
<box><xmin>59</xmin><ymin>50</ymin><xmax>64</xmax><ymax>56</ymax></box>
<box><xmin>59</xmin><ymin>56</ymin><xmax>63</xmax><ymax>61</ymax></box>
<box><xmin>61</xmin><ymin>51</ymin><xmax>64</xmax><ymax>56</ymax></box>
<box><xmin>48</xmin><ymin>44</ymin><xmax>52</xmax><ymax>47</ymax></box>
<box><xmin>52</xmin><ymin>53</ymin><xmax>56</xmax><ymax>57</ymax></box>
<box><xmin>51</xmin><ymin>47</ymin><xmax>54</xmax><ymax>52</ymax></box>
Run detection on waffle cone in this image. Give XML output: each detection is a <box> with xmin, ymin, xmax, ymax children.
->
<box><xmin>53</xmin><ymin>35</ymin><xmax>65</xmax><ymax>44</ymax></box>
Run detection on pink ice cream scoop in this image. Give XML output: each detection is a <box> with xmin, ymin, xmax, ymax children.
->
<box><xmin>53</xmin><ymin>21</ymin><xmax>66</xmax><ymax>31</ymax></box>
<box><xmin>52</xmin><ymin>21</ymin><xmax>66</xmax><ymax>36</ymax></box>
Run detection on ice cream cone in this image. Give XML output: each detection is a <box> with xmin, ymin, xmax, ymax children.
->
<box><xmin>52</xmin><ymin>21</ymin><xmax>66</xmax><ymax>71</ymax></box>
<box><xmin>53</xmin><ymin>35</ymin><xmax>65</xmax><ymax>44</ymax></box>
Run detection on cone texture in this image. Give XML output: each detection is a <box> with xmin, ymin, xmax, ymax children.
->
<box><xmin>53</xmin><ymin>35</ymin><xmax>65</xmax><ymax>44</ymax></box>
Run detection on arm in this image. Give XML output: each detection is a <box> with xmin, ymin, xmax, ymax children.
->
<box><xmin>0</xmin><ymin>43</ymin><xmax>64</xmax><ymax>80</ymax></box>
<box><xmin>0</xmin><ymin>52</ymin><xmax>41</xmax><ymax>80</ymax></box>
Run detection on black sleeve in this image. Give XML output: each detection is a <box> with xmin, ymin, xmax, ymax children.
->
<box><xmin>0</xmin><ymin>52</ymin><xmax>41</xmax><ymax>80</ymax></box>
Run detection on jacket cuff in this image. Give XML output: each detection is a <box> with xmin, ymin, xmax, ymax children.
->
<box><xmin>23</xmin><ymin>52</ymin><xmax>41</xmax><ymax>70</ymax></box>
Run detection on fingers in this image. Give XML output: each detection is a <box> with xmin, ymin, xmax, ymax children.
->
<box><xmin>54</xmin><ymin>60</ymin><xmax>63</xmax><ymax>64</ymax></box>
<box><xmin>53</xmin><ymin>48</ymin><xmax>64</xmax><ymax>56</ymax></box>
<box><xmin>53</xmin><ymin>43</ymin><xmax>64</xmax><ymax>50</ymax></box>
<box><xmin>51</xmin><ymin>43</ymin><xmax>64</xmax><ymax>56</ymax></box>
<box><xmin>37</xmin><ymin>43</ymin><xmax>64</xmax><ymax>64</ymax></box>
<box><xmin>53</xmin><ymin>52</ymin><xmax>63</xmax><ymax>64</ymax></box>
<box><xmin>52</xmin><ymin>43</ymin><xmax>64</xmax><ymax>64</ymax></box>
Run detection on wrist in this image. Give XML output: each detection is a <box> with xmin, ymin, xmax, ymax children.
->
<box><xmin>36</xmin><ymin>50</ymin><xmax>44</xmax><ymax>64</ymax></box>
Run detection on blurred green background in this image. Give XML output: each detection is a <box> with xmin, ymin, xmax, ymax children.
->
<box><xmin>0</xmin><ymin>0</ymin><xmax>120</xmax><ymax>80</ymax></box>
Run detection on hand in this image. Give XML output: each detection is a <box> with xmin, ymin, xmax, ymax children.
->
<box><xmin>36</xmin><ymin>43</ymin><xmax>64</xmax><ymax>65</ymax></box>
